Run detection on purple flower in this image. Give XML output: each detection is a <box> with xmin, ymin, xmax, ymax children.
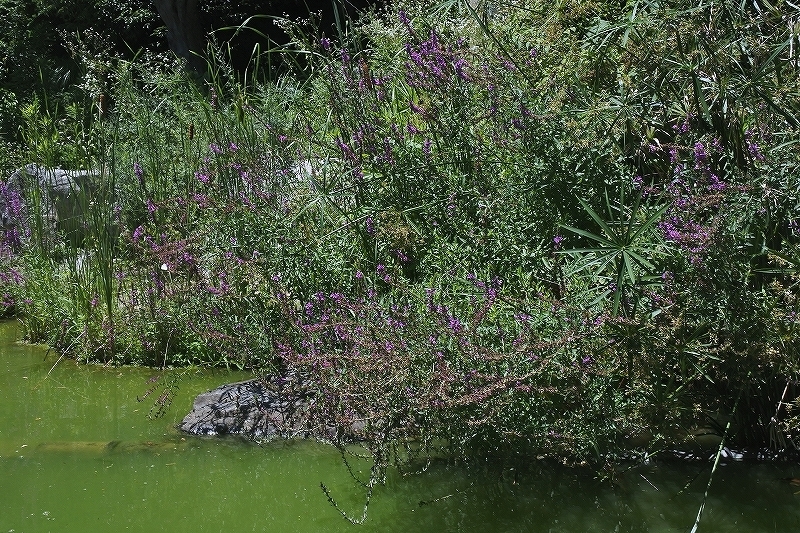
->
<box><xmin>336</xmin><ymin>137</ymin><xmax>356</xmax><ymax>161</ymax></box>
<box><xmin>410</xmin><ymin>101</ymin><xmax>425</xmax><ymax>115</ymax></box>
<box><xmin>501</xmin><ymin>59</ymin><xmax>516</xmax><ymax>72</ymax></box>
<box><xmin>404</xmin><ymin>29</ymin><xmax>469</xmax><ymax>88</ymax></box>
<box><xmin>132</xmin><ymin>225</ymin><xmax>145</xmax><ymax>243</ymax></box>
<box><xmin>210</xmin><ymin>143</ymin><xmax>223</xmax><ymax>155</ymax></box>
<box><xmin>399</xmin><ymin>10</ymin><xmax>411</xmax><ymax>27</ymax></box>
<box><xmin>423</xmin><ymin>139</ymin><xmax>432</xmax><ymax>157</ymax></box>
<box><xmin>192</xmin><ymin>193</ymin><xmax>210</xmax><ymax>207</ymax></box>
<box><xmin>553</xmin><ymin>235</ymin><xmax>565</xmax><ymax>249</ymax></box>
<box><xmin>133</xmin><ymin>162</ymin><xmax>144</xmax><ymax>185</ymax></box>
<box><xmin>320</xmin><ymin>37</ymin><xmax>331</xmax><ymax>50</ymax></box>
<box><xmin>707</xmin><ymin>173</ymin><xmax>726</xmax><ymax>191</ymax></box>
<box><xmin>329</xmin><ymin>292</ymin><xmax>344</xmax><ymax>305</ymax></box>
<box><xmin>454</xmin><ymin>57</ymin><xmax>469</xmax><ymax>80</ymax></box>
<box><xmin>745</xmin><ymin>130</ymin><xmax>765</xmax><ymax>161</ymax></box>
<box><xmin>673</xmin><ymin>117</ymin><xmax>691</xmax><ymax>133</ymax></box>
<box><xmin>376</xmin><ymin>263</ymin><xmax>390</xmax><ymax>282</ymax></box>
<box><xmin>195</xmin><ymin>170</ymin><xmax>210</xmax><ymax>184</ymax></box>
<box><xmin>693</xmin><ymin>142</ymin><xmax>708</xmax><ymax>169</ymax></box>
<box><xmin>658</xmin><ymin>216</ymin><xmax>711</xmax><ymax>263</ymax></box>
<box><xmin>447</xmin><ymin>314</ymin><xmax>463</xmax><ymax>333</ymax></box>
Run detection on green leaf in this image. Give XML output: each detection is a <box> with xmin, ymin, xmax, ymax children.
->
<box><xmin>560</xmin><ymin>225</ymin><xmax>616</xmax><ymax>247</ymax></box>
<box><xmin>578</xmin><ymin>197</ymin><xmax>617</xmax><ymax>241</ymax></box>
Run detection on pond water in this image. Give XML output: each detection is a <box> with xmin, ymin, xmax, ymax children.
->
<box><xmin>1</xmin><ymin>320</ymin><xmax>798</xmax><ymax>533</ymax></box>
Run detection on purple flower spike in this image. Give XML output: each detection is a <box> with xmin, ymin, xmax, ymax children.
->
<box><xmin>399</xmin><ymin>10</ymin><xmax>410</xmax><ymax>26</ymax></box>
<box><xmin>133</xmin><ymin>162</ymin><xmax>144</xmax><ymax>186</ymax></box>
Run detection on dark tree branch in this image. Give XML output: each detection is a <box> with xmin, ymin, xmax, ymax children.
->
<box><xmin>152</xmin><ymin>0</ymin><xmax>206</xmax><ymax>72</ymax></box>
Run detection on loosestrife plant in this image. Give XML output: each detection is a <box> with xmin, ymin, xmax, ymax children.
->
<box><xmin>1</xmin><ymin>0</ymin><xmax>798</xmax><ymax>483</ymax></box>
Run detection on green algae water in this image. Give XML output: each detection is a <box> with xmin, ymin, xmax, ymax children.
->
<box><xmin>1</xmin><ymin>320</ymin><xmax>799</xmax><ymax>533</ymax></box>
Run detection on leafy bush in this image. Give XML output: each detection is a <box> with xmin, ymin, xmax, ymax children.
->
<box><xmin>1</xmin><ymin>0</ymin><xmax>799</xmax><ymax>477</ymax></box>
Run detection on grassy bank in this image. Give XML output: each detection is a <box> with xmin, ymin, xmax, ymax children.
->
<box><xmin>1</xmin><ymin>0</ymin><xmax>799</xmax><ymax>470</ymax></box>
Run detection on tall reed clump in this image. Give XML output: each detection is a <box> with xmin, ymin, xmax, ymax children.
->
<box><xmin>1</xmin><ymin>0</ymin><xmax>798</xmax><ymax>486</ymax></box>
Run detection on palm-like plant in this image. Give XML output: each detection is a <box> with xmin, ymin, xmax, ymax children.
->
<box><xmin>560</xmin><ymin>189</ymin><xmax>668</xmax><ymax>317</ymax></box>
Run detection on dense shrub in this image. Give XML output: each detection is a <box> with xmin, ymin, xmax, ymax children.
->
<box><xmin>0</xmin><ymin>0</ymin><xmax>799</xmax><ymax>477</ymax></box>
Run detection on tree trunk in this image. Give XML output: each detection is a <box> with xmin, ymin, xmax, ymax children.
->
<box><xmin>152</xmin><ymin>0</ymin><xmax>206</xmax><ymax>72</ymax></box>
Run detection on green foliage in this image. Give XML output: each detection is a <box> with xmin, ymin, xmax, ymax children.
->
<box><xmin>561</xmin><ymin>191</ymin><xmax>668</xmax><ymax>317</ymax></box>
<box><xmin>0</xmin><ymin>0</ymin><xmax>799</xmax><ymax>495</ymax></box>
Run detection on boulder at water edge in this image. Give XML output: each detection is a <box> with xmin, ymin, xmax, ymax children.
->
<box><xmin>178</xmin><ymin>375</ymin><xmax>323</xmax><ymax>440</ymax></box>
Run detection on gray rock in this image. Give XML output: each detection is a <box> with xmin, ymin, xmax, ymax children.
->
<box><xmin>179</xmin><ymin>374</ymin><xmax>321</xmax><ymax>441</ymax></box>
<box><xmin>1</xmin><ymin>163</ymin><xmax>105</xmax><ymax>248</ymax></box>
